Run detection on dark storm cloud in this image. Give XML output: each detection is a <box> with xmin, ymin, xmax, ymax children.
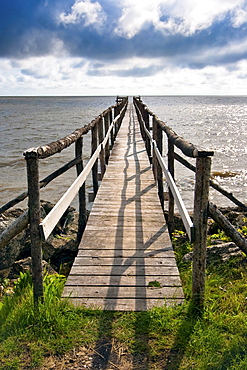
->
<box><xmin>0</xmin><ymin>0</ymin><xmax>61</xmax><ymax>57</ymax></box>
<box><xmin>0</xmin><ymin>0</ymin><xmax>246</xmax><ymax>72</ymax></box>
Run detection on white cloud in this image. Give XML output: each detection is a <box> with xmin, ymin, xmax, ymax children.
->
<box><xmin>231</xmin><ymin>7</ymin><xmax>247</xmax><ymax>27</ymax></box>
<box><xmin>60</xmin><ymin>0</ymin><xmax>106</xmax><ymax>28</ymax></box>
<box><xmin>1</xmin><ymin>55</ymin><xmax>247</xmax><ymax>96</ymax></box>
<box><xmin>115</xmin><ymin>0</ymin><xmax>162</xmax><ymax>38</ymax></box>
<box><xmin>115</xmin><ymin>0</ymin><xmax>246</xmax><ymax>37</ymax></box>
<box><xmin>162</xmin><ymin>0</ymin><xmax>245</xmax><ymax>34</ymax></box>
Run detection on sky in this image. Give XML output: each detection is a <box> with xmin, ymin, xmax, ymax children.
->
<box><xmin>0</xmin><ymin>0</ymin><xmax>247</xmax><ymax>96</ymax></box>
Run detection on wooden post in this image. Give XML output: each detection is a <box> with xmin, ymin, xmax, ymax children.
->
<box><xmin>152</xmin><ymin>116</ymin><xmax>158</xmax><ymax>182</ymax></box>
<box><xmin>168</xmin><ymin>139</ymin><xmax>175</xmax><ymax>234</ymax></box>
<box><xmin>109</xmin><ymin>109</ymin><xmax>114</xmax><ymax>148</ymax></box>
<box><xmin>114</xmin><ymin>106</ymin><xmax>118</xmax><ymax>138</ymax></box>
<box><xmin>192</xmin><ymin>156</ymin><xmax>211</xmax><ymax>313</ymax></box>
<box><xmin>139</xmin><ymin>104</ymin><xmax>145</xmax><ymax>141</ymax></box>
<box><xmin>91</xmin><ymin>124</ymin><xmax>98</xmax><ymax>197</ymax></box>
<box><xmin>104</xmin><ymin>112</ymin><xmax>110</xmax><ymax>164</ymax></box>
<box><xmin>155</xmin><ymin>119</ymin><xmax>164</xmax><ymax>210</ymax></box>
<box><xmin>25</xmin><ymin>151</ymin><xmax>44</xmax><ymax>304</ymax></box>
<box><xmin>75</xmin><ymin>137</ymin><xmax>87</xmax><ymax>241</ymax></box>
<box><xmin>144</xmin><ymin>108</ymin><xmax>151</xmax><ymax>162</ymax></box>
<box><xmin>98</xmin><ymin>116</ymin><xmax>106</xmax><ymax>179</ymax></box>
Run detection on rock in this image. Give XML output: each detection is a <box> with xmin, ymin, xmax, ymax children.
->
<box><xmin>13</xmin><ymin>257</ymin><xmax>57</xmax><ymax>275</ymax></box>
<box><xmin>0</xmin><ymin>201</ymin><xmax>79</xmax><ymax>278</ymax></box>
<box><xmin>0</xmin><ymin>209</ymin><xmax>29</xmax><ymax>273</ymax></box>
<box><xmin>164</xmin><ymin>211</ymin><xmax>188</xmax><ymax>232</ymax></box>
<box><xmin>0</xmin><ymin>268</ymin><xmax>12</xmax><ymax>278</ymax></box>
<box><xmin>183</xmin><ymin>242</ymin><xmax>243</xmax><ymax>265</ymax></box>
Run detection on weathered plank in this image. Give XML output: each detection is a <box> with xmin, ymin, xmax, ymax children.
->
<box><xmin>77</xmin><ymin>248</ymin><xmax>175</xmax><ymax>257</ymax></box>
<box><xmin>63</xmin><ymin>286</ymin><xmax>184</xmax><ymax>299</ymax></box>
<box><xmin>72</xmin><ymin>256</ymin><xmax>177</xmax><ymax>267</ymax></box>
<box><xmin>69</xmin><ymin>265</ymin><xmax>180</xmax><ymax>275</ymax></box>
<box><xmin>65</xmin><ymin>275</ymin><xmax>182</xmax><ymax>286</ymax></box>
<box><xmin>65</xmin><ymin>298</ymin><xmax>184</xmax><ymax>310</ymax></box>
<box><xmin>63</xmin><ymin>104</ymin><xmax>184</xmax><ymax>311</ymax></box>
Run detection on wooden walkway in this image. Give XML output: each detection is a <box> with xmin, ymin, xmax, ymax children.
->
<box><xmin>62</xmin><ymin>104</ymin><xmax>184</xmax><ymax>311</ymax></box>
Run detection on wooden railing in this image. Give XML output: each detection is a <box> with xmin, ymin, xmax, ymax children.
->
<box><xmin>1</xmin><ymin>95</ymin><xmax>246</xmax><ymax>312</ymax></box>
<box><xmin>134</xmin><ymin>96</ymin><xmax>247</xmax><ymax>312</ymax></box>
<box><xmin>133</xmin><ymin>96</ymin><xmax>213</xmax><ymax>311</ymax></box>
<box><xmin>134</xmin><ymin>102</ymin><xmax>194</xmax><ymax>242</ymax></box>
<box><xmin>0</xmin><ymin>96</ymin><xmax>128</xmax><ymax>303</ymax></box>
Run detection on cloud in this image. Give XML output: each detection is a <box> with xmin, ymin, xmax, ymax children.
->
<box><xmin>114</xmin><ymin>0</ymin><xmax>247</xmax><ymax>37</ymax></box>
<box><xmin>231</xmin><ymin>6</ymin><xmax>247</xmax><ymax>27</ymax></box>
<box><xmin>1</xmin><ymin>55</ymin><xmax>247</xmax><ymax>96</ymax></box>
<box><xmin>0</xmin><ymin>0</ymin><xmax>246</xmax><ymax>64</ymax></box>
<box><xmin>59</xmin><ymin>0</ymin><xmax>107</xmax><ymax>29</ymax></box>
<box><xmin>115</xmin><ymin>0</ymin><xmax>161</xmax><ymax>38</ymax></box>
<box><xmin>0</xmin><ymin>0</ymin><xmax>247</xmax><ymax>95</ymax></box>
<box><xmin>87</xmin><ymin>63</ymin><xmax>163</xmax><ymax>77</ymax></box>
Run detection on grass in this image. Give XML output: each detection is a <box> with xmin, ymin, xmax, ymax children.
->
<box><xmin>1</xmin><ymin>233</ymin><xmax>247</xmax><ymax>369</ymax></box>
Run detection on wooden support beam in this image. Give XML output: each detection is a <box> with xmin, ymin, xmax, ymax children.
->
<box><xmin>104</xmin><ymin>111</ymin><xmax>110</xmax><ymax>164</ymax></box>
<box><xmin>0</xmin><ymin>155</ymin><xmax>82</xmax><ymax>214</ymax></box>
<box><xmin>174</xmin><ymin>153</ymin><xmax>247</xmax><ymax>212</ymax></box>
<box><xmin>133</xmin><ymin>97</ymin><xmax>214</xmax><ymax>158</ymax></box>
<box><xmin>109</xmin><ymin>109</ymin><xmax>114</xmax><ymax>148</ymax></box>
<box><xmin>154</xmin><ymin>117</ymin><xmax>164</xmax><ymax>210</ymax></box>
<box><xmin>31</xmin><ymin>122</ymin><xmax>96</xmax><ymax>159</ymax></box>
<box><xmin>75</xmin><ymin>137</ymin><xmax>86</xmax><ymax>241</ymax></box>
<box><xmin>25</xmin><ymin>152</ymin><xmax>44</xmax><ymax>304</ymax></box>
<box><xmin>98</xmin><ymin>116</ymin><xmax>106</xmax><ymax>178</ymax></box>
<box><xmin>192</xmin><ymin>156</ymin><xmax>211</xmax><ymax>313</ymax></box>
<box><xmin>152</xmin><ymin>116</ymin><xmax>158</xmax><ymax>182</ymax></box>
<box><xmin>168</xmin><ymin>139</ymin><xmax>175</xmax><ymax>234</ymax></box>
<box><xmin>91</xmin><ymin>124</ymin><xmax>99</xmax><ymax>197</ymax></box>
<box><xmin>209</xmin><ymin>202</ymin><xmax>247</xmax><ymax>254</ymax></box>
<box><xmin>0</xmin><ymin>210</ymin><xmax>29</xmax><ymax>250</ymax></box>
<box><xmin>144</xmin><ymin>108</ymin><xmax>151</xmax><ymax>162</ymax></box>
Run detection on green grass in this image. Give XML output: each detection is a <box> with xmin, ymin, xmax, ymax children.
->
<box><xmin>1</xmin><ymin>238</ymin><xmax>247</xmax><ymax>369</ymax></box>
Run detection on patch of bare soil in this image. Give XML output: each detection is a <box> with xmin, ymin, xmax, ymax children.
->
<box><xmin>37</xmin><ymin>340</ymin><xmax>149</xmax><ymax>370</ymax></box>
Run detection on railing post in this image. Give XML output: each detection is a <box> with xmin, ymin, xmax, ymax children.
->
<box><xmin>139</xmin><ymin>103</ymin><xmax>146</xmax><ymax>141</ymax></box>
<box><xmin>98</xmin><ymin>115</ymin><xmax>106</xmax><ymax>179</ymax></box>
<box><xmin>114</xmin><ymin>106</ymin><xmax>118</xmax><ymax>138</ymax></box>
<box><xmin>152</xmin><ymin>116</ymin><xmax>157</xmax><ymax>181</ymax></box>
<box><xmin>91</xmin><ymin>123</ymin><xmax>98</xmax><ymax>198</ymax></box>
<box><xmin>25</xmin><ymin>151</ymin><xmax>44</xmax><ymax>304</ymax></box>
<box><xmin>168</xmin><ymin>139</ymin><xmax>175</xmax><ymax>234</ymax></box>
<box><xmin>109</xmin><ymin>109</ymin><xmax>114</xmax><ymax>149</ymax></box>
<box><xmin>75</xmin><ymin>137</ymin><xmax>87</xmax><ymax>241</ymax></box>
<box><xmin>144</xmin><ymin>108</ymin><xmax>151</xmax><ymax>162</ymax></box>
<box><xmin>153</xmin><ymin>117</ymin><xmax>164</xmax><ymax>209</ymax></box>
<box><xmin>192</xmin><ymin>156</ymin><xmax>211</xmax><ymax>313</ymax></box>
<box><xmin>104</xmin><ymin>111</ymin><xmax>110</xmax><ymax>164</ymax></box>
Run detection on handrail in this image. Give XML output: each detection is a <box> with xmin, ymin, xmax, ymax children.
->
<box><xmin>0</xmin><ymin>155</ymin><xmax>82</xmax><ymax>215</ymax></box>
<box><xmin>134</xmin><ymin>97</ymin><xmax>214</xmax><ymax>158</ymax></box>
<box><xmin>39</xmin><ymin>107</ymin><xmax>126</xmax><ymax>240</ymax></box>
<box><xmin>24</xmin><ymin>98</ymin><xmax>127</xmax><ymax>160</ymax></box>
<box><xmin>154</xmin><ymin>145</ymin><xmax>194</xmax><ymax>242</ymax></box>
<box><xmin>133</xmin><ymin>96</ymin><xmax>214</xmax><ymax>312</ymax></box>
<box><xmin>134</xmin><ymin>102</ymin><xmax>194</xmax><ymax>242</ymax></box>
<box><xmin>174</xmin><ymin>152</ymin><xmax>247</xmax><ymax>212</ymax></box>
<box><xmin>1</xmin><ymin>96</ymin><xmax>128</xmax><ymax>304</ymax></box>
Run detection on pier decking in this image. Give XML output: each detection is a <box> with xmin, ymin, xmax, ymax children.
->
<box><xmin>62</xmin><ymin>104</ymin><xmax>184</xmax><ymax>311</ymax></box>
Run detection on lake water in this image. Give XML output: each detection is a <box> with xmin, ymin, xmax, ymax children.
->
<box><xmin>0</xmin><ymin>96</ymin><xmax>246</xmax><ymax>211</ymax></box>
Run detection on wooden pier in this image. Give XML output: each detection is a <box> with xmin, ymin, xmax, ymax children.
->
<box><xmin>62</xmin><ymin>104</ymin><xmax>184</xmax><ymax>311</ymax></box>
<box><xmin>4</xmin><ymin>96</ymin><xmax>244</xmax><ymax>312</ymax></box>
<box><xmin>4</xmin><ymin>95</ymin><xmax>231</xmax><ymax>312</ymax></box>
